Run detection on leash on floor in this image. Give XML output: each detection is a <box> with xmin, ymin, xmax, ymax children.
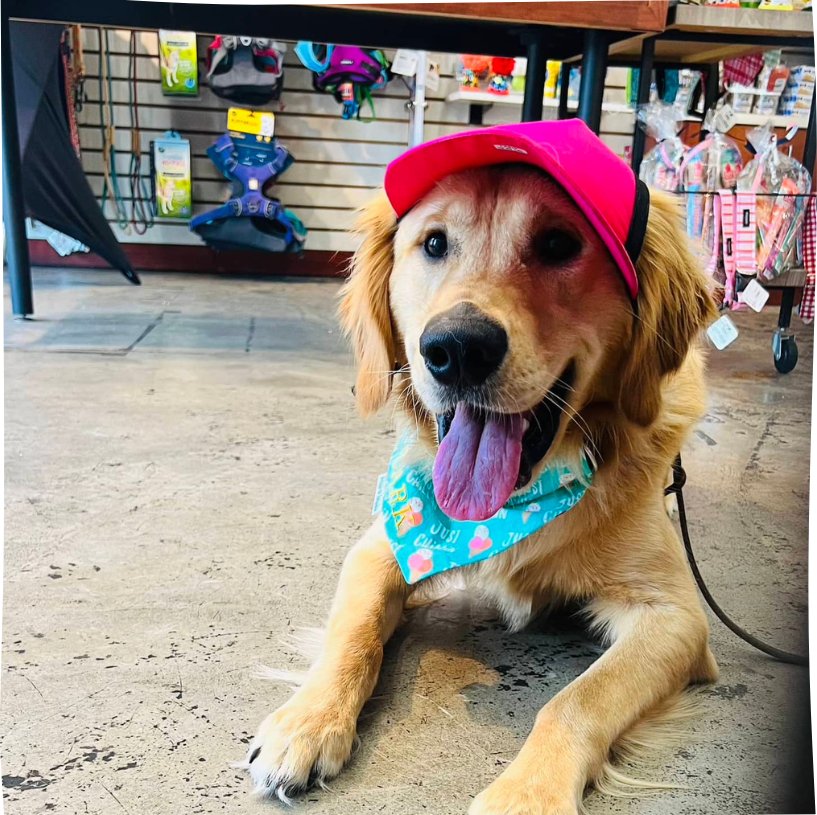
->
<box><xmin>666</xmin><ymin>456</ymin><xmax>808</xmax><ymax>667</ymax></box>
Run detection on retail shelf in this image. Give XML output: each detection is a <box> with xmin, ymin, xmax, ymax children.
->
<box><xmin>445</xmin><ymin>90</ymin><xmax>633</xmax><ymax>113</ymax></box>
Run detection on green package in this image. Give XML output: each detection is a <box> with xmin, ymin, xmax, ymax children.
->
<box><xmin>159</xmin><ymin>30</ymin><xmax>198</xmax><ymax>96</ymax></box>
<box><xmin>151</xmin><ymin>132</ymin><xmax>192</xmax><ymax>219</ymax></box>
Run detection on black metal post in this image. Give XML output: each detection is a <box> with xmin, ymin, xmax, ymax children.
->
<box><xmin>577</xmin><ymin>29</ymin><xmax>609</xmax><ymax>134</ymax></box>
<box><xmin>630</xmin><ymin>36</ymin><xmax>655</xmax><ymax>174</ymax></box>
<box><xmin>558</xmin><ymin>61</ymin><xmax>570</xmax><ymax>120</ymax></box>
<box><xmin>1</xmin><ymin>14</ymin><xmax>34</xmax><ymax>318</ymax></box>
<box><xmin>521</xmin><ymin>30</ymin><xmax>546</xmax><ymax>123</ymax></box>
<box><xmin>778</xmin><ymin>287</ymin><xmax>795</xmax><ymax>330</ymax></box>
<box><xmin>700</xmin><ymin>62</ymin><xmax>720</xmax><ymax>141</ymax></box>
<box><xmin>804</xmin><ymin>93</ymin><xmax>815</xmax><ymax>181</ymax></box>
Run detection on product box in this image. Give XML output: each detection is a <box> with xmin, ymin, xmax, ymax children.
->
<box><xmin>778</xmin><ymin>66</ymin><xmax>816</xmax><ymax>115</ymax></box>
<box><xmin>158</xmin><ymin>30</ymin><xmax>198</xmax><ymax>96</ymax></box>
<box><xmin>151</xmin><ymin>132</ymin><xmax>192</xmax><ymax>219</ymax></box>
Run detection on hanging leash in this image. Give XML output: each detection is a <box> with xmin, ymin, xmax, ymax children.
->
<box><xmin>666</xmin><ymin>455</ymin><xmax>808</xmax><ymax>666</ymax></box>
<box><xmin>98</xmin><ymin>27</ymin><xmax>130</xmax><ymax>230</ymax></box>
<box><xmin>127</xmin><ymin>30</ymin><xmax>154</xmax><ymax>234</ymax></box>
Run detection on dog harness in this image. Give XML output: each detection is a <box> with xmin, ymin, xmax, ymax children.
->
<box><xmin>190</xmin><ymin>133</ymin><xmax>306</xmax><ymax>253</ymax></box>
<box><xmin>377</xmin><ymin>433</ymin><xmax>593</xmax><ymax>585</ymax></box>
<box><xmin>295</xmin><ymin>42</ymin><xmax>390</xmax><ymax>120</ymax></box>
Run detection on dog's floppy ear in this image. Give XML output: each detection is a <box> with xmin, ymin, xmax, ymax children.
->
<box><xmin>338</xmin><ymin>192</ymin><xmax>398</xmax><ymax>416</ymax></box>
<box><xmin>618</xmin><ymin>191</ymin><xmax>716</xmax><ymax>426</ymax></box>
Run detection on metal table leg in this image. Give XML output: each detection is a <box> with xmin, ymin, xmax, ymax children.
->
<box><xmin>1</xmin><ymin>13</ymin><xmax>34</xmax><ymax>318</ymax></box>
<box><xmin>577</xmin><ymin>29</ymin><xmax>609</xmax><ymax>134</ymax></box>
<box><xmin>521</xmin><ymin>29</ymin><xmax>546</xmax><ymax>123</ymax></box>
<box><xmin>772</xmin><ymin>288</ymin><xmax>799</xmax><ymax>373</ymax></box>
<box><xmin>630</xmin><ymin>36</ymin><xmax>656</xmax><ymax>174</ymax></box>
<box><xmin>700</xmin><ymin>62</ymin><xmax>720</xmax><ymax>140</ymax></box>
<box><xmin>804</xmin><ymin>93</ymin><xmax>815</xmax><ymax>178</ymax></box>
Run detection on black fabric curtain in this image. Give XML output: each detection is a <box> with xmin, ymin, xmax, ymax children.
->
<box><xmin>11</xmin><ymin>21</ymin><xmax>139</xmax><ymax>284</ymax></box>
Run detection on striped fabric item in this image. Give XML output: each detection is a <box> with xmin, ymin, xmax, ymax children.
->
<box><xmin>723</xmin><ymin>55</ymin><xmax>764</xmax><ymax>89</ymax></box>
<box><xmin>800</xmin><ymin>194</ymin><xmax>816</xmax><ymax>324</ymax></box>
<box><xmin>735</xmin><ymin>192</ymin><xmax>758</xmax><ymax>275</ymax></box>
<box><xmin>720</xmin><ymin>190</ymin><xmax>737</xmax><ymax>305</ymax></box>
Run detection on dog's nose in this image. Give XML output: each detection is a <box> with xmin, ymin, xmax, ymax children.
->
<box><xmin>419</xmin><ymin>303</ymin><xmax>508</xmax><ymax>387</ymax></box>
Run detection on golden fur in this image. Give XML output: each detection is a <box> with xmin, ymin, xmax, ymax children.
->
<box><xmin>247</xmin><ymin>166</ymin><xmax>719</xmax><ymax>813</ymax></box>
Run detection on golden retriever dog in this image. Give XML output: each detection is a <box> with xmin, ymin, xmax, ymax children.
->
<box><xmin>245</xmin><ymin>155</ymin><xmax>719</xmax><ymax>813</ymax></box>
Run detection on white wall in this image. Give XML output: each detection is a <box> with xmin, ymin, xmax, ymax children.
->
<box><xmin>76</xmin><ymin>27</ymin><xmax>635</xmax><ymax>253</ymax></box>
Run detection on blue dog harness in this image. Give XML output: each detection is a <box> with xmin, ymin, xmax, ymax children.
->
<box><xmin>378</xmin><ymin>433</ymin><xmax>594</xmax><ymax>584</ymax></box>
<box><xmin>190</xmin><ymin>133</ymin><xmax>306</xmax><ymax>253</ymax></box>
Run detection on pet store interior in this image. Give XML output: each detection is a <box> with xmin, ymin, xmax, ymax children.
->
<box><xmin>2</xmin><ymin>1</ymin><xmax>816</xmax><ymax>813</ymax></box>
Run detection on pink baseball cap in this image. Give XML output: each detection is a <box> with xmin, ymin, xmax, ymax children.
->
<box><xmin>384</xmin><ymin>119</ymin><xmax>649</xmax><ymax>301</ymax></box>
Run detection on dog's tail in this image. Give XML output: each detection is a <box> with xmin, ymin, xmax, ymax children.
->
<box><xmin>584</xmin><ymin>687</ymin><xmax>706</xmax><ymax>809</ymax></box>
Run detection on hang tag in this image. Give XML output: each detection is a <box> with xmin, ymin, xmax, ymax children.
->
<box><xmin>391</xmin><ymin>49</ymin><xmax>419</xmax><ymax>77</ymax></box>
<box><xmin>737</xmin><ymin>278</ymin><xmax>770</xmax><ymax>312</ymax></box>
<box><xmin>706</xmin><ymin>314</ymin><xmax>740</xmax><ymax>350</ymax></box>
<box><xmin>372</xmin><ymin>473</ymin><xmax>388</xmax><ymax>516</ymax></box>
<box><xmin>426</xmin><ymin>60</ymin><xmax>441</xmax><ymax>91</ymax></box>
<box><xmin>228</xmin><ymin>107</ymin><xmax>275</xmax><ymax>137</ymax></box>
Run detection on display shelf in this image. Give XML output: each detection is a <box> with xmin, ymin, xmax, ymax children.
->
<box><xmin>681</xmin><ymin>112</ymin><xmax>811</xmax><ymax>129</ymax></box>
<box><xmin>448</xmin><ymin>91</ymin><xmax>810</xmax><ymax>130</ymax></box>
<box><xmin>446</xmin><ymin>90</ymin><xmax>633</xmax><ymax>113</ymax></box>
<box><xmin>608</xmin><ymin>5</ymin><xmax>814</xmax><ymax>63</ymax></box>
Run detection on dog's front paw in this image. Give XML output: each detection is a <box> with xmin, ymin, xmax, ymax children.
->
<box><xmin>469</xmin><ymin>770</ymin><xmax>578</xmax><ymax>815</ymax></box>
<box><xmin>246</xmin><ymin>689</ymin><xmax>357</xmax><ymax>802</ymax></box>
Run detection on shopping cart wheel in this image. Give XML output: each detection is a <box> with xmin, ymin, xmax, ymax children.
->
<box><xmin>773</xmin><ymin>333</ymin><xmax>798</xmax><ymax>374</ymax></box>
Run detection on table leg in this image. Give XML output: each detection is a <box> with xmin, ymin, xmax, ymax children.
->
<box><xmin>700</xmin><ymin>63</ymin><xmax>720</xmax><ymax>141</ymax></box>
<box><xmin>1</xmin><ymin>13</ymin><xmax>34</xmax><ymax>318</ymax></box>
<box><xmin>577</xmin><ymin>29</ymin><xmax>609</xmax><ymax>134</ymax></box>
<box><xmin>521</xmin><ymin>30</ymin><xmax>546</xmax><ymax>123</ymax></box>
<box><xmin>630</xmin><ymin>36</ymin><xmax>656</xmax><ymax>174</ymax></box>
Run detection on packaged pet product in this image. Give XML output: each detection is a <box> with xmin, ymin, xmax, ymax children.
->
<box><xmin>737</xmin><ymin>122</ymin><xmax>812</xmax><ymax>280</ymax></box>
<box><xmin>681</xmin><ymin>107</ymin><xmax>743</xmax><ymax>264</ymax></box>
<box><xmin>544</xmin><ymin>60</ymin><xmax>561</xmax><ymax>99</ymax></box>
<box><xmin>151</xmin><ymin>132</ymin><xmax>192</xmax><ymax>219</ymax></box>
<box><xmin>754</xmin><ymin>51</ymin><xmax>789</xmax><ymax>115</ymax></box>
<box><xmin>511</xmin><ymin>57</ymin><xmax>527</xmax><ymax>94</ymax></box>
<box><xmin>779</xmin><ymin>65</ymin><xmax>816</xmax><ymax>116</ymax></box>
<box><xmin>673</xmin><ymin>69</ymin><xmax>702</xmax><ymax>114</ymax></box>
<box><xmin>636</xmin><ymin>101</ymin><xmax>688</xmax><ymax>192</ymax></box>
<box><xmin>158</xmin><ymin>30</ymin><xmax>198</xmax><ymax>96</ymax></box>
<box><xmin>488</xmin><ymin>57</ymin><xmax>516</xmax><ymax>95</ymax></box>
<box><xmin>456</xmin><ymin>55</ymin><xmax>491</xmax><ymax>90</ymax></box>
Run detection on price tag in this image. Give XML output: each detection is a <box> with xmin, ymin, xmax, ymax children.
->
<box><xmin>706</xmin><ymin>314</ymin><xmax>740</xmax><ymax>350</ymax></box>
<box><xmin>391</xmin><ymin>49</ymin><xmax>419</xmax><ymax>77</ymax></box>
<box><xmin>227</xmin><ymin>107</ymin><xmax>275</xmax><ymax>137</ymax></box>
<box><xmin>737</xmin><ymin>278</ymin><xmax>770</xmax><ymax>312</ymax></box>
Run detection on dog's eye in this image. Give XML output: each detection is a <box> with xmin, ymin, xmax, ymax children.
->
<box><xmin>535</xmin><ymin>229</ymin><xmax>582</xmax><ymax>264</ymax></box>
<box><xmin>423</xmin><ymin>231</ymin><xmax>448</xmax><ymax>260</ymax></box>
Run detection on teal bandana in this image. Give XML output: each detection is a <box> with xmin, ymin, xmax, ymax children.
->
<box><xmin>378</xmin><ymin>433</ymin><xmax>594</xmax><ymax>584</ymax></box>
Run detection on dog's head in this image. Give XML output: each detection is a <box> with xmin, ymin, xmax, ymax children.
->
<box><xmin>340</xmin><ymin>165</ymin><xmax>713</xmax><ymax>521</ymax></box>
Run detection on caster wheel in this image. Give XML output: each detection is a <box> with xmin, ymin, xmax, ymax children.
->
<box><xmin>774</xmin><ymin>337</ymin><xmax>798</xmax><ymax>373</ymax></box>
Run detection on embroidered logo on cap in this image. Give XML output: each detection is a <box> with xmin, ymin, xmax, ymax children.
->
<box><xmin>494</xmin><ymin>144</ymin><xmax>527</xmax><ymax>154</ymax></box>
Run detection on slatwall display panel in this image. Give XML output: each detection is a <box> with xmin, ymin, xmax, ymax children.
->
<box><xmin>76</xmin><ymin>28</ymin><xmax>635</xmax><ymax>253</ymax></box>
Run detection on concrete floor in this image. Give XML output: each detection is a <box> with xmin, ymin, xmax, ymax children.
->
<box><xmin>2</xmin><ymin>269</ymin><xmax>812</xmax><ymax>815</ymax></box>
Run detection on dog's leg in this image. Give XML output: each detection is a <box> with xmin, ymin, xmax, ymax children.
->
<box><xmin>247</xmin><ymin>521</ymin><xmax>411</xmax><ymax>800</ymax></box>
<box><xmin>469</xmin><ymin>592</ymin><xmax>717</xmax><ymax>815</ymax></box>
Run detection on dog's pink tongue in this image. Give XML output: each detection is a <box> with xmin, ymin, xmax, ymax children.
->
<box><xmin>433</xmin><ymin>404</ymin><xmax>525</xmax><ymax>522</ymax></box>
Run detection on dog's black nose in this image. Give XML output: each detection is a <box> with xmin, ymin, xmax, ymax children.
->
<box><xmin>419</xmin><ymin>303</ymin><xmax>508</xmax><ymax>387</ymax></box>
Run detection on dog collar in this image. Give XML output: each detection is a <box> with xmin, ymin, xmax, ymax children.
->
<box><xmin>376</xmin><ymin>433</ymin><xmax>594</xmax><ymax>584</ymax></box>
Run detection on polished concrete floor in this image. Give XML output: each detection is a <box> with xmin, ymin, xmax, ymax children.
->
<box><xmin>3</xmin><ymin>269</ymin><xmax>812</xmax><ymax>815</ymax></box>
